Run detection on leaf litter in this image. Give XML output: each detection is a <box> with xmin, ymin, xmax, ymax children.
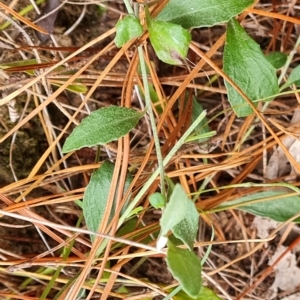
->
<box><xmin>0</xmin><ymin>1</ymin><xmax>300</xmax><ymax>299</ymax></box>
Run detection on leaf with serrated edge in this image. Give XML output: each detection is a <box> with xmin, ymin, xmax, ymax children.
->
<box><xmin>114</xmin><ymin>15</ymin><xmax>143</xmax><ymax>48</ymax></box>
<box><xmin>223</xmin><ymin>18</ymin><xmax>279</xmax><ymax>117</ymax></box>
<box><xmin>146</xmin><ymin>7</ymin><xmax>191</xmax><ymax>65</ymax></box>
<box><xmin>157</xmin><ymin>0</ymin><xmax>254</xmax><ymax>29</ymax></box>
<box><xmin>83</xmin><ymin>161</ymin><xmax>132</xmax><ymax>243</ymax></box>
<box><xmin>62</xmin><ymin>106</ymin><xmax>143</xmax><ymax>152</ymax></box>
<box><xmin>166</xmin><ymin>241</ymin><xmax>202</xmax><ymax>298</ymax></box>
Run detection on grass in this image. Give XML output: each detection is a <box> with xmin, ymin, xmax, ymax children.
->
<box><xmin>0</xmin><ymin>0</ymin><xmax>300</xmax><ymax>299</ymax></box>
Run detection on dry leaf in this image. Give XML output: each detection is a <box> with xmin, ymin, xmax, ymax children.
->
<box><xmin>267</xmin><ymin>245</ymin><xmax>300</xmax><ymax>299</ymax></box>
<box><xmin>35</xmin><ymin>0</ymin><xmax>61</xmax><ymax>42</ymax></box>
<box><xmin>252</xmin><ymin>216</ymin><xmax>278</xmax><ymax>239</ymax></box>
<box><xmin>266</xmin><ymin>108</ymin><xmax>300</xmax><ymax>179</ymax></box>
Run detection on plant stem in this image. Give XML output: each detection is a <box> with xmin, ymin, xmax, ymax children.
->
<box><xmin>163</xmin><ymin>285</ymin><xmax>182</xmax><ymax>300</ymax></box>
<box><xmin>278</xmin><ymin>34</ymin><xmax>300</xmax><ymax>85</ymax></box>
<box><xmin>118</xmin><ymin>111</ymin><xmax>208</xmax><ymax>228</ymax></box>
<box><xmin>137</xmin><ymin>46</ymin><xmax>166</xmax><ymax>196</ymax></box>
<box><xmin>123</xmin><ymin>0</ymin><xmax>134</xmax><ymax>14</ymax></box>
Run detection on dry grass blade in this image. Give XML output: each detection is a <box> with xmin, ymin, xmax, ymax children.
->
<box><xmin>0</xmin><ymin>2</ymin><xmax>47</xmax><ymax>33</ymax></box>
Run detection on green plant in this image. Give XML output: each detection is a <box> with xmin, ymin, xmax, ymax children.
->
<box><xmin>60</xmin><ymin>0</ymin><xmax>300</xmax><ymax>298</ymax></box>
<box><xmin>2</xmin><ymin>0</ymin><xmax>300</xmax><ymax>299</ymax></box>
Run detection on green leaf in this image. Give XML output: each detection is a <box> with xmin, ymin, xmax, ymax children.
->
<box><xmin>265</xmin><ymin>52</ymin><xmax>288</xmax><ymax>69</ymax></box>
<box><xmin>157</xmin><ymin>0</ymin><xmax>254</xmax><ymax>29</ymax></box>
<box><xmin>62</xmin><ymin>106</ymin><xmax>144</xmax><ymax>152</ymax></box>
<box><xmin>116</xmin><ymin>218</ymin><xmax>139</xmax><ymax>238</ymax></box>
<box><xmin>158</xmin><ymin>184</ymin><xmax>199</xmax><ymax>250</ymax></box>
<box><xmin>168</xmin><ymin>235</ymin><xmax>187</xmax><ymax>247</ymax></box>
<box><xmin>166</xmin><ymin>241</ymin><xmax>202</xmax><ymax>298</ymax></box>
<box><xmin>196</xmin><ymin>287</ymin><xmax>221</xmax><ymax>300</ymax></box>
<box><xmin>159</xmin><ymin>184</ymin><xmax>190</xmax><ymax>237</ymax></box>
<box><xmin>172</xmin><ymin>198</ymin><xmax>199</xmax><ymax>250</ymax></box>
<box><xmin>149</xmin><ymin>192</ymin><xmax>166</xmax><ymax>209</ymax></box>
<box><xmin>65</xmin><ymin>84</ymin><xmax>87</xmax><ymax>93</ymax></box>
<box><xmin>0</xmin><ymin>59</ymin><xmax>39</xmax><ymax>69</ymax></box>
<box><xmin>190</xmin><ymin>97</ymin><xmax>211</xmax><ymax>148</ymax></box>
<box><xmin>83</xmin><ymin>161</ymin><xmax>132</xmax><ymax>243</ymax></box>
<box><xmin>0</xmin><ymin>0</ymin><xmax>45</xmax><ymax>30</ymax></box>
<box><xmin>138</xmin><ymin>85</ymin><xmax>163</xmax><ymax>113</ymax></box>
<box><xmin>280</xmin><ymin>65</ymin><xmax>300</xmax><ymax>91</ymax></box>
<box><xmin>223</xmin><ymin>18</ymin><xmax>279</xmax><ymax>117</ymax></box>
<box><xmin>116</xmin><ymin>286</ymin><xmax>129</xmax><ymax>294</ymax></box>
<box><xmin>146</xmin><ymin>7</ymin><xmax>191</xmax><ymax>65</ymax></box>
<box><xmin>114</xmin><ymin>15</ymin><xmax>143</xmax><ymax>48</ymax></box>
<box><xmin>170</xmin><ymin>287</ymin><xmax>221</xmax><ymax>300</ymax></box>
<box><xmin>126</xmin><ymin>206</ymin><xmax>143</xmax><ymax>219</ymax></box>
<box><xmin>50</xmin><ymin>83</ymin><xmax>87</xmax><ymax>94</ymax></box>
<box><xmin>116</xmin><ymin>217</ymin><xmax>155</xmax><ymax>246</ymax></box>
<box><xmin>137</xmin><ymin>63</ymin><xmax>164</xmax><ymax>114</ymax></box>
<box><xmin>165</xmin><ymin>176</ymin><xmax>176</xmax><ymax>200</ymax></box>
<box><xmin>218</xmin><ymin>190</ymin><xmax>300</xmax><ymax>222</ymax></box>
<box><xmin>74</xmin><ymin>200</ymin><xmax>83</xmax><ymax>208</ymax></box>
